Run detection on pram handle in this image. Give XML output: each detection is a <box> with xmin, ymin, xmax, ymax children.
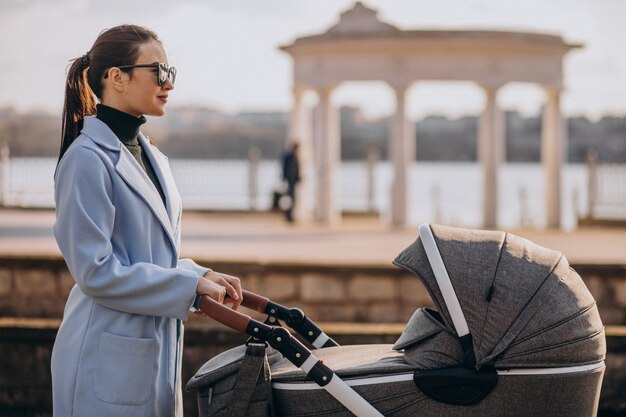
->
<box><xmin>198</xmin><ymin>294</ymin><xmax>301</xmax><ymax>351</ymax></box>
<box><xmin>240</xmin><ymin>290</ymin><xmax>270</xmax><ymax>312</ymax></box>
<box><xmin>240</xmin><ymin>290</ymin><xmax>339</xmax><ymax>348</ymax></box>
<box><xmin>199</xmin><ymin>294</ymin><xmax>251</xmax><ymax>333</ymax></box>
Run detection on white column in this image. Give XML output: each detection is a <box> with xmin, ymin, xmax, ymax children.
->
<box><xmin>541</xmin><ymin>86</ymin><xmax>565</xmax><ymax>229</ymax></box>
<box><xmin>313</xmin><ymin>86</ymin><xmax>340</xmax><ymax>224</ymax></box>
<box><xmin>0</xmin><ymin>142</ymin><xmax>9</xmax><ymax>206</ymax></box>
<box><xmin>247</xmin><ymin>146</ymin><xmax>260</xmax><ymax>210</ymax></box>
<box><xmin>288</xmin><ymin>86</ymin><xmax>313</xmax><ymax>222</ymax></box>
<box><xmin>478</xmin><ymin>84</ymin><xmax>504</xmax><ymax>229</ymax></box>
<box><xmin>389</xmin><ymin>85</ymin><xmax>414</xmax><ymax>227</ymax></box>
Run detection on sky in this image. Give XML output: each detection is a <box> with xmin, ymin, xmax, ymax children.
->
<box><xmin>0</xmin><ymin>0</ymin><xmax>625</xmax><ymax>121</ymax></box>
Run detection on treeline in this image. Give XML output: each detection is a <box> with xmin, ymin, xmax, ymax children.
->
<box><xmin>0</xmin><ymin>106</ymin><xmax>624</xmax><ymax>162</ymax></box>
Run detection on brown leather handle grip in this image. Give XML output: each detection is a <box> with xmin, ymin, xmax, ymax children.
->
<box><xmin>199</xmin><ymin>295</ymin><xmax>251</xmax><ymax>333</ymax></box>
<box><xmin>240</xmin><ymin>290</ymin><xmax>270</xmax><ymax>313</ymax></box>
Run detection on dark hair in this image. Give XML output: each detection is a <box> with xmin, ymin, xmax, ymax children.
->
<box><xmin>59</xmin><ymin>24</ymin><xmax>160</xmax><ymax>161</ymax></box>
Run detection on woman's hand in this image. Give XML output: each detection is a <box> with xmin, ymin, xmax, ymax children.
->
<box><xmin>195</xmin><ymin>276</ymin><xmax>227</xmax><ymax>304</ymax></box>
<box><xmin>203</xmin><ymin>270</ymin><xmax>243</xmax><ymax>310</ymax></box>
<box><xmin>193</xmin><ymin>276</ymin><xmax>226</xmax><ymax>318</ymax></box>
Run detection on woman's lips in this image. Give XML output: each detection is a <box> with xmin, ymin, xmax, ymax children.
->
<box><xmin>158</xmin><ymin>95</ymin><xmax>168</xmax><ymax>103</ymax></box>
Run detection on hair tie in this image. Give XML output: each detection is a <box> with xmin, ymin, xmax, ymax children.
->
<box><xmin>81</xmin><ymin>52</ymin><xmax>90</xmax><ymax>67</ymax></box>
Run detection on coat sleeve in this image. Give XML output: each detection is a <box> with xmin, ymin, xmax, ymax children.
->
<box><xmin>53</xmin><ymin>146</ymin><xmax>199</xmax><ymax>320</ymax></box>
<box><xmin>177</xmin><ymin>258</ymin><xmax>211</xmax><ymax>276</ymax></box>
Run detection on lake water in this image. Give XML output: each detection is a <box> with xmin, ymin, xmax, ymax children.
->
<box><xmin>2</xmin><ymin>158</ymin><xmax>589</xmax><ymax>230</ymax></box>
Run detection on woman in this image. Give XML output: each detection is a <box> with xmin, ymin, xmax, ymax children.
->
<box><xmin>52</xmin><ymin>25</ymin><xmax>242</xmax><ymax>417</ymax></box>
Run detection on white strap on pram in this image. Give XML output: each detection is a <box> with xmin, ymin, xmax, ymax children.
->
<box><xmin>273</xmin><ymin>361</ymin><xmax>607</xmax><ymax>391</ymax></box>
<box><xmin>418</xmin><ymin>223</ymin><xmax>470</xmax><ymax>337</ymax></box>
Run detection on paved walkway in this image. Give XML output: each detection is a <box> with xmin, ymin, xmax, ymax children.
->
<box><xmin>1</xmin><ymin>208</ymin><xmax>626</xmax><ymax>266</ymax></box>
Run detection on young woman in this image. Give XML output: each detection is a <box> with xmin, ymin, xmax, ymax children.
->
<box><xmin>52</xmin><ymin>25</ymin><xmax>242</xmax><ymax>417</ymax></box>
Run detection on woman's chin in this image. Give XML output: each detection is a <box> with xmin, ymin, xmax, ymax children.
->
<box><xmin>145</xmin><ymin>107</ymin><xmax>166</xmax><ymax>117</ymax></box>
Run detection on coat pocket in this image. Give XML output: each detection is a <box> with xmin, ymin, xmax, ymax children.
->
<box><xmin>94</xmin><ymin>332</ymin><xmax>156</xmax><ymax>405</ymax></box>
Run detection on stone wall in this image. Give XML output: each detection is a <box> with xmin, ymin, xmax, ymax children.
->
<box><xmin>1</xmin><ymin>256</ymin><xmax>625</xmax><ymax>325</ymax></box>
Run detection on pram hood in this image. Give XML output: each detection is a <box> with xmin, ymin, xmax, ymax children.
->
<box><xmin>393</xmin><ymin>224</ymin><xmax>606</xmax><ymax>370</ymax></box>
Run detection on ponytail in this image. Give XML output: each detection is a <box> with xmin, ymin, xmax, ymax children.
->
<box><xmin>59</xmin><ymin>53</ymin><xmax>97</xmax><ymax>162</ymax></box>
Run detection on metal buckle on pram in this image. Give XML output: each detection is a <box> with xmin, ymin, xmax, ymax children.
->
<box><xmin>245</xmin><ymin>336</ymin><xmax>269</xmax><ymax>347</ymax></box>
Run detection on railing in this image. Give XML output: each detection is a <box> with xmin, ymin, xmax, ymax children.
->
<box><xmin>2</xmin><ymin>146</ymin><xmax>613</xmax><ymax>229</ymax></box>
<box><xmin>584</xmin><ymin>151</ymin><xmax>626</xmax><ymax>221</ymax></box>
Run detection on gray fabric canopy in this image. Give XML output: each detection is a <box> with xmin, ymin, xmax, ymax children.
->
<box><xmin>393</xmin><ymin>224</ymin><xmax>606</xmax><ymax>369</ymax></box>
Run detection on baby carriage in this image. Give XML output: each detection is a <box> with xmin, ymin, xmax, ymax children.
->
<box><xmin>187</xmin><ymin>223</ymin><xmax>606</xmax><ymax>416</ymax></box>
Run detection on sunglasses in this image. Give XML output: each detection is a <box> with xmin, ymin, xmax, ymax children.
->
<box><xmin>117</xmin><ymin>63</ymin><xmax>177</xmax><ymax>86</ymax></box>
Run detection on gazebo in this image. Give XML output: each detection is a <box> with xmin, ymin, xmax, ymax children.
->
<box><xmin>280</xmin><ymin>2</ymin><xmax>581</xmax><ymax>228</ymax></box>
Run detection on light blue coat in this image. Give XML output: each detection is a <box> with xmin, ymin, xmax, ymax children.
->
<box><xmin>52</xmin><ymin>117</ymin><xmax>208</xmax><ymax>417</ymax></box>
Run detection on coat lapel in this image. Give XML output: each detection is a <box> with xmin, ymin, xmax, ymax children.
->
<box><xmin>81</xmin><ymin>117</ymin><xmax>178</xmax><ymax>255</ymax></box>
<box><xmin>137</xmin><ymin>133</ymin><xmax>181</xmax><ymax>234</ymax></box>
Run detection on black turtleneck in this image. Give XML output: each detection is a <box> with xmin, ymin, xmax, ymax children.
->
<box><xmin>96</xmin><ymin>104</ymin><xmax>166</xmax><ymax>205</ymax></box>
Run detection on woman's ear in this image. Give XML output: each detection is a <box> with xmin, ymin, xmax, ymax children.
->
<box><xmin>104</xmin><ymin>67</ymin><xmax>128</xmax><ymax>93</ymax></box>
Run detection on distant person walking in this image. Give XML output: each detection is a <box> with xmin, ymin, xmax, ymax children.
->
<box><xmin>52</xmin><ymin>25</ymin><xmax>243</xmax><ymax>417</ymax></box>
<box><xmin>281</xmin><ymin>142</ymin><xmax>300</xmax><ymax>222</ymax></box>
